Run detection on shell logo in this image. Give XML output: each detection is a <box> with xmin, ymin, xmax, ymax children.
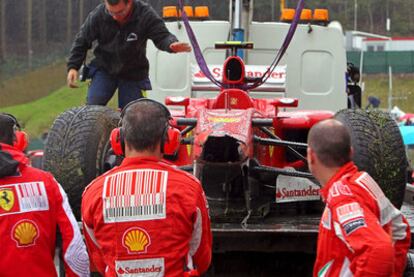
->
<box><xmin>12</xmin><ymin>220</ymin><xmax>39</xmax><ymax>247</ymax></box>
<box><xmin>122</xmin><ymin>227</ymin><xmax>151</xmax><ymax>254</ymax></box>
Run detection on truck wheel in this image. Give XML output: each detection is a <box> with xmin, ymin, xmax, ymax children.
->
<box><xmin>335</xmin><ymin>109</ymin><xmax>408</xmax><ymax>208</ymax></box>
<box><xmin>43</xmin><ymin>106</ymin><xmax>120</xmax><ymax>219</ymax></box>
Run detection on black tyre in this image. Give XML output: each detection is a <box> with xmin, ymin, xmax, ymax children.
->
<box><xmin>43</xmin><ymin>106</ymin><xmax>120</xmax><ymax>219</ymax></box>
<box><xmin>335</xmin><ymin>109</ymin><xmax>408</xmax><ymax>208</ymax></box>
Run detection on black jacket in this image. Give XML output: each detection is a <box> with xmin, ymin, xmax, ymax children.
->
<box><xmin>67</xmin><ymin>0</ymin><xmax>178</xmax><ymax>81</ymax></box>
<box><xmin>0</xmin><ymin>144</ymin><xmax>20</xmax><ymax>178</ymax></box>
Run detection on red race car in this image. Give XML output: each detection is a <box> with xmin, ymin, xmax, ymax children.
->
<box><xmin>43</xmin><ymin>42</ymin><xmax>408</xmax><ymax>253</ymax></box>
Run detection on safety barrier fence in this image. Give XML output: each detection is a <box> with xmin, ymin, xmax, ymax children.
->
<box><xmin>347</xmin><ymin>51</ymin><xmax>414</xmax><ymax>74</ymax></box>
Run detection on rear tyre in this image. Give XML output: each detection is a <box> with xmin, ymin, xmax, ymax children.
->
<box><xmin>335</xmin><ymin>109</ymin><xmax>408</xmax><ymax>208</ymax></box>
<box><xmin>43</xmin><ymin>106</ymin><xmax>120</xmax><ymax>219</ymax></box>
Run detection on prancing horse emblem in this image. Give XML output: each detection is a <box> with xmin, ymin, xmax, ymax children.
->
<box><xmin>0</xmin><ymin>188</ymin><xmax>15</xmax><ymax>211</ymax></box>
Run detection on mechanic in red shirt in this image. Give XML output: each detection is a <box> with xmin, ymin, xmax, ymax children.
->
<box><xmin>0</xmin><ymin>113</ymin><xmax>90</xmax><ymax>277</ymax></box>
<box><xmin>308</xmin><ymin>119</ymin><xmax>410</xmax><ymax>277</ymax></box>
<box><xmin>81</xmin><ymin>99</ymin><xmax>212</xmax><ymax>276</ymax></box>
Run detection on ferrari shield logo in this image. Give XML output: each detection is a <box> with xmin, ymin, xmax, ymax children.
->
<box><xmin>0</xmin><ymin>188</ymin><xmax>15</xmax><ymax>211</ymax></box>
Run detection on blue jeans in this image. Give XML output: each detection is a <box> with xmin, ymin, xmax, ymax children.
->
<box><xmin>86</xmin><ymin>66</ymin><xmax>151</xmax><ymax>109</ymax></box>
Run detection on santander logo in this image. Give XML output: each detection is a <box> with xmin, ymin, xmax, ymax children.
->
<box><xmin>117</xmin><ymin>265</ymin><xmax>162</xmax><ymax>275</ymax></box>
<box><xmin>192</xmin><ymin>64</ymin><xmax>286</xmax><ymax>84</ymax></box>
<box><xmin>276</xmin><ymin>186</ymin><xmax>320</xmax><ymax>199</ymax></box>
<box><xmin>276</xmin><ymin>175</ymin><xmax>320</xmax><ymax>203</ymax></box>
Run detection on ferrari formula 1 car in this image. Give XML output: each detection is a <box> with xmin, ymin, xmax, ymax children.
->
<box><xmin>43</xmin><ymin>42</ymin><xmax>408</xmax><ymax>256</ymax></box>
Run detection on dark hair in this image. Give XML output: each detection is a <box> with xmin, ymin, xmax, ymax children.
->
<box><xmin>307</xmin><ymin>119</ymin><xmax>351</xmax><ymax>167</ymax></box>
<box><xmin>122</xmin><ymin>100</ymin><xmax>169</xmax><ymax>152</ymax></box>
<box><xmin>0</xmin><ymin>114</ymin><xmax>16</xmax><ymax>145</ymax></box>
<box><xmin>105</xmin><ymin>0</ymin><xmax>129</xmax><ymax>5</ymax></box>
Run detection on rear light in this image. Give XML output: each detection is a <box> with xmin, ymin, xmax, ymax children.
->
<box><xmin>280</xmin><ymin>7</ymin><xmax>330</xmax><ymax>26</ymax></box>
<box><xmin>194</xmin><ymin>6</ymin><xmax>209</xmax><ymax>19</ymax></box>
<box><xmin>280</xmin><ymin>9</ymin><xmax>295</xmax><ymax>22</ymax></box>
<box><xmin>163</xmin><ymin>6</ymin><xmax>208</xmax><ymax>20</ymax></box>
<box><xmin>179</xmin><ymin>6</ymin><xmax>194</xmax><ymax>17</ymax></box>
<box><xmin>313</xmin><ymin>9</ymin><xmax>329</xmax><ymax>25</ymax></box>
<box><xmin>163</xmin><ymin>6</ymin><xmax>178</xmax><ymax>19</ymax></box>
<box><xmin>300</xmin><ymin>9</ymin><xmax>312</xmax><ymax>22</ymax></box>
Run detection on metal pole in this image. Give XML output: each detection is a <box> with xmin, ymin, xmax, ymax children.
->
<box><xmin>66</xmin><ymin>0</ymin><xmax>73</xmax><ymax>44</ymax></box>
<box><xmin>232</xmin><ymin>0</ymin><xmax>244</xmax><ymax>58</ymax></box>
<box><xmin>39</xmin><ymin>0</ymin><xmax>46</xmax><ymax>49</ymax></box>
<box><xmin>354</xmin><ymin>0</ymin><xmax>358</xmax><ymax>30</ymax></box>
<box><xmin>386</xmin><ymin>0</ymin><xmax>391</xmax><ymax>33</ymax></box>
<box><xmin>234</xmin><ymin>0</ymin><xmax>242</xmax><ymax>29</ymax></box>
<box><xmin>27</xmin><ymin>0</ymin><xmax>32</xmax><ymax>69</ymax></box>
<box><xmin>79</xmin><ymin>0</ymin><xmax>84</xmax><ymax>27</ymax></box>
<box><xmin>359</xmin><ymin>48</ymin><xmax>364</xmax><ymax>87</ymax></box>
<box><xmin>388</xmin><ymin>66</ymin><xmax>393</xmax><ymax>111</ymax></box>
<box><xmin>0</xmin><ymin>0</ymin><xmax>6</xmax><ymax>62</ymax></box>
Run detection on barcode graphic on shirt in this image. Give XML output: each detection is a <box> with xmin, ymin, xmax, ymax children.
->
<box><xmin>106</xmin><ymin>204</ymin><xmax>164</xmax><ymax>218</ymax></box>
<box><xmin>16</xmin><ymin>182</ymin><xmax>49</xmax><ymax>212</ymax></box>
<box><xmin>103</xmin><ymin>169</ymin><xmax>168</xmax><ymax>223</ymax></box>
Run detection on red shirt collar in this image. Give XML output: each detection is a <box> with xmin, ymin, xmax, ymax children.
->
<box><xmin>0</xmin><ymin>143</ymin><xmax>28</xmax><ymax>164</ymax></box>
<box><xmin>319</xmin><ymin>161</ymin><xmax>358</xmax><ymax>201</ymax></box>
<box><xmin>0</xmin><ymin>143</ymin><xmax>29</xmax><ymax>176</ymax></box>
<box><xmin>120</xmin><ymin>156</ymin><xmax>172</xmax><ymax>167</ymax></box>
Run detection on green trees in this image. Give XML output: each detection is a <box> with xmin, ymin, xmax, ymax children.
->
<box><xmin>0</xmin><ymin>0</ymin><xmax>413</xmax><ymax>80</ymax></box>
<box><xmin>0</xmin><ymin>0</ymin><xmax>100</xmax><ymax>79</ymax></box>
<box><xmin>254</xmin><ymin>0</ymin><xmax>414</xmax><ymax>36</ymax></box>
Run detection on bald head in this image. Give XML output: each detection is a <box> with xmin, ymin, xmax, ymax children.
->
<box><xmin>122</xmin><ymin>100</ymin><xmax>169</xmax><ymax>152</ymax></box>
<box><xmin>307</xmin><ymin>119</ymin><xmax>351</xmax><ymax>167</ymax></box>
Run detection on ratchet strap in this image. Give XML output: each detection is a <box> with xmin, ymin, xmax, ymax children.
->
<box><xmin>177</xmin><ymin>0</ymin><xmax>305</xmax><ymax>90</ymax></box>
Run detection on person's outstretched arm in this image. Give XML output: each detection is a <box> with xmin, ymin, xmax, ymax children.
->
<box><xmin>142</xmin><ymin>5</ymin><xmax>180</xmax><ymax>53</ymax></box>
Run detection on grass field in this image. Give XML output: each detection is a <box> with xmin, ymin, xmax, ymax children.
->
<box><xmin>0</xmin><ymin>61</ymin><xmax>68</xmax><ymax>107</ymax></box>
<box><xmin>2</xmin><ymin>83</ymin><xmax>89</xmax><ymax>138</ymax></box>
<box><xmin>1</xmin><ymin>82</ymin><xmax>119</xmax><ymax>138</ymax></box>
<box><xmin>1</xmin><ymin>73</ymin><xmax>414</xmax><ymax>139</ymax></box>
<box><xmin>361</xmin><ymin>74</ymin><xmax>414</xmax><ymax>113</ymax></box>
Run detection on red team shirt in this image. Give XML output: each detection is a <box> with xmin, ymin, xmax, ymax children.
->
<box><xmin>0</xmin><ymin>143</ymin><xmax>89</xmax><ymax>277</ymax></box>
<box><xmin>314</xmin><ymin>162</ymin><xmax>410</xmax><ymax>277</ymax></box>
<box><xmin>81</xmin><ymin>156</ymin><xmax>212</xmax><ymax>277</ymax></box>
